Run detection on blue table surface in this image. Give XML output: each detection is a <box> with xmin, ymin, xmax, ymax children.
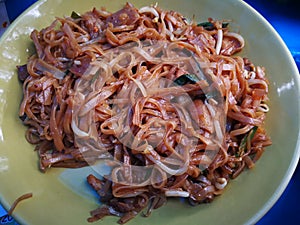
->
<box><xmin>1</xmin><ymin>0</ymin><xmax>300</xmax><ymax>224</ymax></box>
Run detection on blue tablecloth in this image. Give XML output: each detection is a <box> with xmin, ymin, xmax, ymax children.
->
<box><xmin>1</xmin><ymin>0</ymin><xmax>300</xmax><ymax>224</ymax></box>
<box><xmin>244</xmin><ymin>0</ymin><xmax>300</xmax><ymax>224</ymax></box>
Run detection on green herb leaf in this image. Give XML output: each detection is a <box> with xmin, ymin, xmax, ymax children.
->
<box><xmin>174</xmin><ymin>74</ymin><xmax>200</xmax><ymax>86</ymax></box>
<box><xmin>197</xmin><ymin>21</ymin><xmax>229</xmax><ymax>30</ymax></box>
<box><xmin>222</xmin><ymin>22</ymin><xmax>229</xmax><ymax>28</ymax></box>
<box><xmin>236</xmin><ymin>126</ymin><xmax>258</xmax><ymax>157</ymax></box>
<box><xmin>71</xmin><ymin>11</ymin><xmax>81</xmax><ymax>19</ymax></box>
<box><xmin>197</xmin><ymin>21</ymin><xmax>214</xmax><ymax>30</ymax></box>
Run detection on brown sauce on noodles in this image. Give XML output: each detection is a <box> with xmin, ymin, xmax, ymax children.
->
<box><xmin>17</xmin><ymin>3</ymin><xmax>272</xmax><ymax>223</ymax></box>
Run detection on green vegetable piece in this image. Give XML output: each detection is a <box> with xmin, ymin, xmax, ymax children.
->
<box><xmin>197</xmin><ymin>21</ymin><xmax>229</xmax><ymax>30</ymax></box>
<box><xmin>174</xmin><ymin>74</ymin><xmax>200</xmax><ymax>86</ymax></box>
<box><xmin>222</xmin><ymin>22</ymin><xmax>229</xmax><ymax>28</ymax></box>
<box><xmin>237</xmin><ymin>126</ymin><xmax>258</xmax><ymax>157</ymax></box>
<box><xmin>197</xmin><ymin>21</ymin><xmax>214</xmax><ymax>30</ymax></box>
<box><xmin>71</xmin><ymin>11</ymin><xmax>81</xmax><ymax>19</ymax></box>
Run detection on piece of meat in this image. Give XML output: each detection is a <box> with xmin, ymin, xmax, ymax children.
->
<box><xmin>106</xmin><ymin>3</ymin><xmax>139</xmax><ymax>27</ymax></box>
<box><xmin>17</xmin><ymin>64</ymin><xmax>29</xmax><ymax>82</ymax></box>
<box><xmin>69</xmin><ymin>55</ymin><xmax>92</xmax><ymax>76</ymax></box>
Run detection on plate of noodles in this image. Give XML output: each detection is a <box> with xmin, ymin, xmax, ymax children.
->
<box><xmin>0</xmin><ymin>0</ymin><xmax>299</xmax><ymax>225</ymax></box>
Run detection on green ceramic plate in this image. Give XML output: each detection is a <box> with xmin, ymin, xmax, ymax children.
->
<box><xmin>0</xmin><ymin>0</ymin><xmax>299</xmax><ymax>225</ymax></box>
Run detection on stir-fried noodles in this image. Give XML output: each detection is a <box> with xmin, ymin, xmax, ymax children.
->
<box><xmin>17</xmin><ymin>3</ymin><xmax>272</xmax><ymax>224</ymax></box>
